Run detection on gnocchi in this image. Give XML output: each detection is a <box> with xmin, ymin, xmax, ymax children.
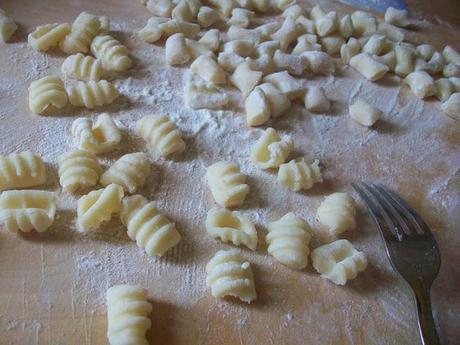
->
<box><xmin>250</xmin><ymin>128</ymin><xmax>293</xmax><ymax>169</ymax></box>
<box><xmin>91</xmin><ymin>35</ymin><xmax>132</xmax><ymax>72</ymax></box>
<box><xmin>404</xmin><ymin>71</ymin><xmax>436</xmax><ymax>99</ymax></box>
<box><xmin>61</xmin><ymin>53</ymin><xmax>103</xmax><ymax>81</ymax></box>
<box><xmin>0</xmin><ymin>151</ymin><xmax>46</xmax><ymax>191</ymax></box>
<box><xmin>0</xmin><ymin>9</ymin><xmax>17</xmax><ymax>43</ymax></box>
<box><xmin>60</xmin><ymin>12</ymin><xmax>100</xmax><ymax>54</ymax></box>
<box><xmin>317</xmin><ymin>192</ymin><xmax>356</xmax><ymax>235</ymax></box>
<box><xmin>58</xmin><ymin>150</ymin><xmax>102</xmax><ymax>193</ymax></box>
<box><xmin>29</xmin><ymin>76</ymin><xmax>68</xmax><ymax>114</ymax></box>
<box><xmin>28</xmin><ymin>23</ymin><xmax>70</xmax><ymax>51</ymax></box>
<box><xmin>278</xmin><ymin>158</ymin><xmax>322</xmax><ymax>192</ymax></box>
<box><xmin>68</xmin><ymin>80</ymin><xmax>119</xmax><ymax>109</ymax></box>
<box><xmin>349</xmin><ymin>98</ymin><xmax>381</xmax><ymax>127</ymax></box>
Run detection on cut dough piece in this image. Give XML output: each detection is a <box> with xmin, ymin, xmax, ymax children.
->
<box><xmin>292</xmin><ymin>34</ymin><xmax>322</xmax><ymax>54</ymax></box>
<box><xmin>339</xmin><ymin>14</ymin><xmax>353</xmax><ymax>39</ymax></box>
<box><xmin>138</xmin><ymin>17</ymin><xmax>168</xmax><ymax>42</ymax></box>
<box><xmin>301</xmin><ymin>51</ymin><xmax>335</xmax><ymax>75</ymax></box>
<box><xmin>384</xmin><ymin>7</ymin><xmax>410</xmax><ymax>28</ymax></box>
<box><xmin>270</xmin><ymin>16</ymin><xmax>298</xmax><ymax>51</ymax></box>
<box><xmin>198</xmin><ymin>6</ymin><xmax>222</xmax><ymax>27</ymax></box>
<box><xmin>349</xmin><ymin>98</ymin><xmax>381</xmax><ymax>127</ymax></box>
<box><xmin>304</xmin><ymin>87</ymin><xmax>330</xmax><ymax>113</ymax></box>
<box><xmin>230</xmin><ymin>61</ymin><xmax>263</xmax><ymax>97</ymax></box>
<box><xmin>377</xmin><ymin>22</ymin><xmax>404</xmax><ymax>42</ymax></box>
<box><xmin>217</xmin><ymin>52</ymin><xmax>245</xmax><ymax>72</ymax></box>
<box><xmin>165</xmin><ymin>33</ymin><xmax>190</xmax><ymax>65</ymax></box>
<box><xmin>395</xmin><ymin>44</ymin><xmax>416</xmax><ymax>77</ymax></box>
<box><xmin>349</xmin><ymin>53</ymin><xmax>388</xmax><ymax>81</ymax></box>
<box><xmin>443</xmin><ymin>46</ymin><xmax>460</xmax><ymax>65</ymax></box>
<box><xmin>190</xmin><ymin>55</ymin><xmax>226</xmax><ymax>85</ymax></box>
<box><xmin>404</xmin><ymin>71</ymin><xmax>436</xmax><ymax>99</ymax></box>
<box><xmin>0</xmin><ymin>9</ymin><xmax>17</xmax><ymax>43</ymax></box>
<box><xmin>320</xmin><ymin>35</ymin><xmax>344</xmax><ymax>56</ymax></box>
<box><xmin>199</xmin><ymin>29</ymin><xmax>220</xmax><ymax>52</ymax></box>
<box><xmin>351</xmin><ymin>11</ymin><xmax>377</xmax><ymax>37</ymax></box>
<box><xmin>223</xmin><ymin>39</ymin><xmax>255</xmax><ymax>57</ymax></box>
<box><xmin>435</xmin><ymin>78</ymin><xmax>454</xmax><ymax>102</ymax></box>
<box><xmin>441</xmin><ymin>92</ymin><xmax>460</xmax><ymax>121</ymax></box>
<box><xmin>245</xmin><ymin>88</ymin><xmax>270</xmax><ymax>127</ymax></box>
<box><xmin>257</xmin><ymin>83</ymin><xmax>291</xmax><ymax>118</ymax></box>
<box><xmin>273</xmin><ymin>50</ymin><xmax>307</xmax><ymax>76</ymax></box>
<box><xmin>228</xmin><ymin>8</ymin><xmax>254</xmax><ymax>28</ymax></box>
<box><xmin>263</xmin><ymin>71</ymin><xmax>305</xmax><ymax>100</ymax></box>
<box><xmin>416</xmin><ymin>44</ymin><xmax>435</xmax><ymax>61</ymax></box>
<box><xmin>227</xmin><ymin>25</ymin><xmax>263</xmax><ymax>44</ymax></box>
<box><xmin>340</xmin><ymin>37</ymin><xmax>361</xmax><ymax>65</ymax></box>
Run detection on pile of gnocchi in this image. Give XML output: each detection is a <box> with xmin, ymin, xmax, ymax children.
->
<box><xmin>1</xmin><ymin>0</ymin><xmax>459</xmax><ymax>343</ymax></box>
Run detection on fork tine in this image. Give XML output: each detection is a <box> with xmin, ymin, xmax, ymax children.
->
<box><xmin>376</xmin><ymin>184</ymin><xmax>431</xmax><ymax>236</ymax></box>
<box><xmin>366</xmin><ymin>183</ymin><xmax>413</xmax><ymax>236</ymax></box>
<box><xmin>352</xmin><ymin>182</ymin><xmax>402</xmax><ymax>241</ymax></box>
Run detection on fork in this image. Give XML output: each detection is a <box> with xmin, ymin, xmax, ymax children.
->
<box><xmin>352</xmin><ymin>182</ymin><xmax>441</xmax><ymax>345</ymax></box>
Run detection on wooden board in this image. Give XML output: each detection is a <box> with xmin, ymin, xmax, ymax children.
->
<box><xmin>0</xmin><ymin>1</ymin><xmax>459</xmax><ymax>344</ymax></box>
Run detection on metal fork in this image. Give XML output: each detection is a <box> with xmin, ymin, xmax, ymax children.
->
<box><xmin>352</xmin><ymin>182</ymin><xmax>441</xmax><ymax>345</ymax></box>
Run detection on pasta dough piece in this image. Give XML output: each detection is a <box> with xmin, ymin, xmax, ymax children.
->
<box><xmin>311</xmin><ymin>239</ymin><xmax>367</xmax><ymax>285</ymax></box>
<box><xmin>292</xmin><ymin>34</ymin><xmax>322</xmax><ymax>54</ymax></box>
<box><xmin>172</xmin><ymin>0</ymin><xmax>201</xmax><ymax>22</ymax></box>
<box><xmin>28</xmin><ymin>23</ymin><xmax>70</xmax><ymax>51</ymax></box>
<box><xmin>282</xmin><ymin>4</ymin><xmax>304</xmax><ymax>19</ymax></box>
<box><xmin>443</xmin><ymin>63</ymin><xmax>460</xmax><ymax>78</ymax></box>
<box><xmin>394</xmin><ymin>44</ymin><xmax>416</xmax><ymax>77</ymax></box>
<box><xmin>416</xmin><ymin>44</ymin><xmax>435</xmax><ymax>61</ymax></box>
<box><xmin>184</xmin><ymin>73</ymin><xmax>229</xmax><ymax>109</ymax></box>
<box><xmin>197</xmin><ymin>6</ymin><xmax>222</xmax><ymax>27</ymax></box>
<box><xmin>442</xmin><ymin>46</ymin><xmax>460</xmax><ymax>65</ymax></box>
<box><xmin>206</xmin><ymin>249</ymin><xmax>256</xmax><ymax>303</ymax></box>
<box><xmin>441</xmin><ymin>92</ymin><xmax>460</xmax><ymax>121</ymax></box>
<box><xmin>404</xmin><ymin>71</ymin><xmax>436</xmax><ymax>99</ymax></box>
<box><xmin>61</xmin><ymin>53</ymin><xmax>103</xmax><ymax>81</ymax></box>
<box><xmin>230</xmin><ymin>61</ymin><xmax>263</xmax><ymax>97</ymax></box>
<box><xmin>384</xmin><ymin>7</ymin><xmax>410</xmax><ymax>28</ymax></box>
<box><xmin>206</xmin><ymin>161</ymin><xmax>249</xmax><ymax>208</ymax></box>
<box><xmin>60</xmin><ymin>12</ymin><xmax>100</xmax><ymax>54</ymax></box>
<box><xmin>198</xmin><ymin>29</ymin><xmax>220</xmax><ymax>52</ymax></box>
<box><xmin>206</xmin><ymin>208</ymin><xmax>257</xmax><ymax>250</ymax></box>
<box><xmin>106</xmin><ymin>285</ymin><xmax>152</xmax><ymax>345</ymax></box>
<box><xmin>121</xmin><ymin>195</ymin><xmax>181</xmax><ymax>256</ymax></box>
<box><xmin>190</xmin><ymin>55</ymin><xmax>226</xmax><ymax>85</ymax></box>
<box><xmin>317</xmin><ymin>192</ymin><xmax>356</xmax><ymax>235</ymax></box>
<box><xmin>91</xmin><ymin>35</ymin><xmax>131</xmax><ymax>72</ymax></box>
<box><xmin>217</xmin><ymin>52</ymin><xmax>245</xmax><ymax>72</ymax></box>
<box><xmin>145</xmin><ymin>0</ymin><xmax>173</xmax><ymax>17</ymax></box>
<box><xmin>0</xmin><ymin>190</ymin><xmax>56</xmax><ymax>232</ymax></box>
<box><xmin>270</xmin><ymin>16</ymin><xmax>298</xmax><ymax>51</ymax></box>
<box><xmin>0</xmin><ymin>9</ymin><xmax>17</xmax><ymax>43</ymax></box>
<box><xmin>273</xmin><ymin>50</ymin><xmax>307</xmax><ymax>76</ymax></box>
<box><xmin>350</xmin><ymin>10</ymin><xmax>376</xmax><ymax>37</ymax></box>
<box><xmin>349</xmin><ymin>52</ymin><xmax>388</xmax><ymax>81</ymax></box>
<box><xmin>435</xmin><ymin>78</ymin><xmax>454</xmax><ymax>102</ymax></box>
<box><xmin>159</xmin><ymin>19</ymin><xmax>201</xmax><ymax>39</ymax></box>
<box><xmin>373</xmin><ymin>50</ymin><xmax>397</xmax><ymax>71</ymax></box>
<box><xmin>29</xmin><ymin>76</ymin><xmax>68</xmax><ymax>114</ymax></box>
<box><xmin>263</xmin><ymin>71</ymin><xmax>305</xmax><ymax>100</ymax></box>
<box><xmin>0</xmin><ymin>151</ymin><xmax>46</xmax><ymax>191</ymax></box>
<box><xmin>257</xmin><ymin>82</ymin><xmax>291</xmax><ymax>118</ymax></box>
<box><xmin>68</xmin><ymin>80</ymin><xmax>119</xmax><ymax>109</ymax></box>
<box><xmin>207</xmin><ymin>0</ymin><xmax>234</xmax><ymax>16</ymax></box>
<box><xmin>224</xmin><ymin>39</ymin><xmax>255</xmax><ymax>56</ymax></box>
<box><xmin>58</xmin><ymin>150</ymin><xmax>102</xmax><ymax>193</ymax></box>
<box><xmin>228</xmin><ymin>8</ymin><xmax>254</xmax><ymax>28</ymax></box>
<box><xmin>449</xmin><ymin>77</ymin><xmax>460</xmax><ymax>91</ymax></box>
<box><xmin>304</xmin><ymin>86</ymin><xmax>330</xmax><ymax>112</ymax></box>
<box><xmin>362</xmin><ymin>34</ymin><xmax>387</xmax><ymax>55</ymax></box>
<box><xmin>165</xmin><ymin>33</ymin><xmax>190</xmax><ymax>65</ymax></box>
<box><xmin>98</xmin><ymin>16</ymin><xmax>110</xmax><ymax>32</ymax></box>
<box><xmin>77</xmin><ymin>183</ymin><xmax>124</xmax><ymax>232</ymax></box>
<box><xmin>340</xmin><ymin>37</ymin><xmax>361</xmax><ymax>65</ymax></box>
<box><xmin>314</xmin><ymin>10</ymin><xmax>338</xmax><ymax>38</ymax></box>
<box><xmin>296</xmin><ymin>15</ymin><xmax>316</xmax><ymax>35</ymax></box>
<box><xmin>100</xmin><ymin>153</ymin><xmax>150</xmax><ymax>194</ymax></box>
<box><xmin>136</xmin><ymin>115</ymin><xmax>185</xmax><ymax>157</ymax></box>
<box><xmin>339</xmin><ymin>14</ymin><xmax>353</xmax><ymax>39</ymax></box>
<box><xmin>266</xmin><ymin>212</ymin><xmax>311</xmax><ymax>269</ymax></box>
<box><xmin>250</xmin><ymin>128</ymin><xmax>292</xmax><ymax>169</ymax></box>
<box><xmin>376</xmin><ymin>22</ymin><xmax>404</xmax><ymax>43</ymax></box>
<box><xmin>320</xmin><ymin>35</ymin><xmax>344</xmax><ymax>56</ymax></box>
<box><xmin>245</xmin><ymin>87</ymin><xmax>270</xmax><ymax>126</ymax></box>
<box><xmin>138</xmin><ymin>17</ymin><xmax>169</xmax><ymax>42</ymax></box>
<box><xmin>301</xmin><ymin>51</ymin><xmax>335</xmax><ymax>75</ymax></box>
<box><xmin>349</xmin><ymin>98</ymin><xmax>381</xmax><ymax>127</ymax></box>
<box><xmin>227</xmin><ymin>25</ymin><xmax>263</xmax><ymax>45</ymax></box>
<box><xmin>278</xmin><ymin>158</ymin><xmax>322</xmax><ymax>192</ymax></box>
<box><xmin>72</xmin><ymin>114</ymin><xmax>121</xmax><ymax>153</ymax></box>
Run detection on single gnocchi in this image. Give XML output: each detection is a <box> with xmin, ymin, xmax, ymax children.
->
<box><xmin>0</xmin><ymin>151</ymin><xmax>46</xmax><ymax>191</ymax></box>
<box><xmin>349</xmin><ymin>98</ymin><xmax>381</xmax><ymax>127</ymax></box>
<box><xmin>28</xmin><ymin>23</ymin><xmax>70</xmax><ymax>51</ymax></box>
<box><xmin>60</xmin><ymin>12</ymin><xmax>100</xmax><ymax>54</ymax></box>
<box><xmin>278</xmin><ymin>158</ymin><xmax>322</xmax><ymax>192</ymax></box>
<box><xmin>317</xmin><ymin>192</ymin><xmax>356</xmax><ymax>236</ymax></box>
<box><xmin>61</xmin><ymin>53</ymin><xmax>103</xmax><ymax>81</ymax></box>
<box><xmin>29</xmin><ymin>76</ymin><xmax>68</xmax><ymax>114</ymax></box>
<box><xmin>91</xmin><ymin>35</ymin><xmax>132</xmax><ymax>72</ymax></box>
<box><xmin>58</xmin><ymin>150</ymin><xmax>102</xmax><ymax>193</ymax></box>
<box><xmin>0</xmin><ymin>9</ymin><xmax>17</xmax><ymax>43</ymax></box>
<box><xmin>206</xmin><ymin>208</ymin><xmax>257</xmax><ymax>250</ymax></box>
<box><xmin>250</xmin><ymin>128</ymin><xmax>293</xmax><ymax>169</ymax></box>
<box><xmin>68</xmin><ymin>80</ymin><xmax>119</xmax><ymax>109</ymax></box>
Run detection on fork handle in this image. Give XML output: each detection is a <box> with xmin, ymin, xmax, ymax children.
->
<box><xmin>414</xmin><ymin>284</ymin><xmax>440</xmax><ymax>345</ymax></box>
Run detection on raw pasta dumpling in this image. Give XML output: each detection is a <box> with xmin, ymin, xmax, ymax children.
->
<box><xmin>206</xmin><ymin>161</ymin><xmax>250</xmax><ymax>208</ymax></box>
<box><xmin>266</xmin><ymin>212</ymin><xmax>312</xmax><ymax>269</ymax></box>
<box><xmin>317</xmin><ymin>192</ymin><xmax>356</xmax><ymax>235</ymax></box>
<box><xmin>91</xmin><ymin>35</ymin><xmax>132</xmax><ymax>71</ymax></box>
<box><xmin>278</xmin><ymin>158</ymin><xmax>322</xmax><ymax>192</ymax></box>
<box><xmin>28</xmin><ymin>23</ymin><xmax>70</xmax><ymax>51</ymax></box>
<box><xmin>206</xmin><ymin>208</ymin><xmax>257</xmax><ymax>250</ymax></box>
<box><xmin>58</xmin><ymin>150</ymin><xmax>102</xmax><ymax>193</ymax></box>
<box><xmin>0</xmin><ymin>151</ymin><xmax>46</xmax><ymax>191</ymax></box>
<box><xmin>71</xmin><ymin>113</ymin><xmax>122</xmax><ymax>154</ymax></box>
<box><xmin>349</xmin><ymin>98</ymin><xmax>381</xmax><ymax>127</ymax></box>
<box><xmin>120</xmin><ymin>195</ymin><xmax>181</xmax><ymax>256</ymax></box>
<box><xmin>136</xmin><ymin>115</ymin><xmax>185</xmax><ymax>157</ymax></box>
<box><xmin>311</xmin><ymin>239</ymin><xmax>368</xmax><ymax>285</ymax></box>
<box><xmin>60</xmin><ymin>12</ymin><xmax>100</xmax><ymax>54</ymax></box>
<box><xmin>100</xmin><ymin>153</ymin><xmax>150</xmax><ymax>194</ymax></box>
<box><xmin>0</xmin><ymin>190</ymin><xmax>56</xmax><ymax>232</ymax></box>
<box><xmin>29</xmin><ymin>76</ymin><xmax>68</xmax><ymax>114</ymax></box>
<box><xmin>68</xmin><ymin>80</ymin><xmax>119</xmax><ymax>109</ymax></box>
<box><xmin>206</xmin><ymin>249</ymin><xmax>256</xmax><ymax>303</ymax></box>
<box><xmin>106</xmin><ymin>284</ymin><xmax>152</xmax><ymax>345</ymax></box>
<box><xmin>61</xmin><ymin>53</ymin><xmax>103</xmax><ymax>81</ymax></box>
<box><xmin>0</xmin><ymin>9</ymin><xmax>17</xmax><ymax>43</ymax></box>
<box><xmin>250</xmin><ymin>128</ymin><xmax>293</xmax><ymax>169</ymax></box>
<box><xmin>77</xmin><ymin>183</ymin><xmax>124</xmax><ymax>232</ymax></box>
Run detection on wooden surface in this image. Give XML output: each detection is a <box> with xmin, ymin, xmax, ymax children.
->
<box><xmin>0</xmin><ymin>1</ymin><xmax>459</xmax><ymax>345</ymax></box>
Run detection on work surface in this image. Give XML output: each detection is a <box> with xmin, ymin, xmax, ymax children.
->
<box><xmin>0</xmin><ymin>1</ymin><xmax>459</xmax><ymax>344</ymax></box>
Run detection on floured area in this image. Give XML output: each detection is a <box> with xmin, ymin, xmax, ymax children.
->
<box><xmin>0</xmin><ymin>1</ymin><xmax>459</xmax><ymax>344</ymax></box>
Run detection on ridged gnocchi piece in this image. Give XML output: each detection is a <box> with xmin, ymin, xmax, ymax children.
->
<box><xmin>29</xmin><ymin>76</ymin><xmax>68</xmax><ymax>114</ymax></box>
<box><xmin>135</xmin><ymin>115</ymin><xmax>185</xmax><ymax>157</ymax></box>
<box><xmin>121</xmin><ymin>195</ymin><xmax>181</xmax><ymax>256</ymax></box>
<box><xmin>206</xmin><ymin>161</ymin><xmax>250</xmax><ymax>208</ymax></box>
<box><xmin>250</xmin><ymin>128</ymin><xmax>292</xmax><ymax>169</ymax></box>
<box><xmin>106</xmin><ymin>284</ymin><xmax>152</xmax><ymax>345</ymax></box>
<box><xmin>71</xmin><ymin>114</ymin><xmax>121</xmax><ymax>154</ymax></box>
<box><xmin>60</xmin><ymin>12</ymin><xmax>100</xmax><ymax>54</ymax></box>
<box><xmin>68</xmin><ymin>80</ymin><xmax>119</xmax><ymax>109</ymax></box>
<box><xmin>0</xmin><ymin>151</ymin><xmax>46</xmax><ymax>191</ymax></box>
<box><xmin>311</xmin><ymin>239</ymin><xmax>368</xmax><ymax>285</ymax></box>
<box><xmin>77</xmin><ymin>183</ymin><xmax>124</xmax><ymax>232</ymax></box>
<box><xmin>28</xmin><ymin>23</ymin><xmax>70</xmax><ymax>51</ymax></box>
<box><xmin>61</xmin><ymin>53</ymin><xmax>103</xmax><ymax>81</ymax></box>
<box><xmin>91</xmin><ymin>35</ymin><xmax>132</xmax><ymax>72</ymax></box>
<box><xmin>278</xmin><ymin>158</ymin><xmax>322</xmax><ymax>192</ymax></box>
<box><xmin>206</xmin><ymin>208</ymin><xmax>257</xmax><ymax>250</ymax></box>
<box><xmin>101</xmin><ymin>153</ymin><xmax>150</xmax><ymax>194</ymax></box>
<box><xmin>317</xmin><ymin>192</ymin><xmax>356</xmax><ymax>236</ymax></box>
<box><xmin>0</xmin><ymin>190</ymin><xmax>56</xmax><ymax>232</ymax></box>
<box><xmin>206</xmin><ymin>249</ymin><xmax>256</xmax><ymax>303</ymax></box>
<box><xmin>58</xmin><ymin>150</ymin><xmax>102</xmax><ymax>193</ymax></box>
<box><xmin>266</xmin><ymin>213</ymin><xmax>312</xmax><ymax>269</ymax></box>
